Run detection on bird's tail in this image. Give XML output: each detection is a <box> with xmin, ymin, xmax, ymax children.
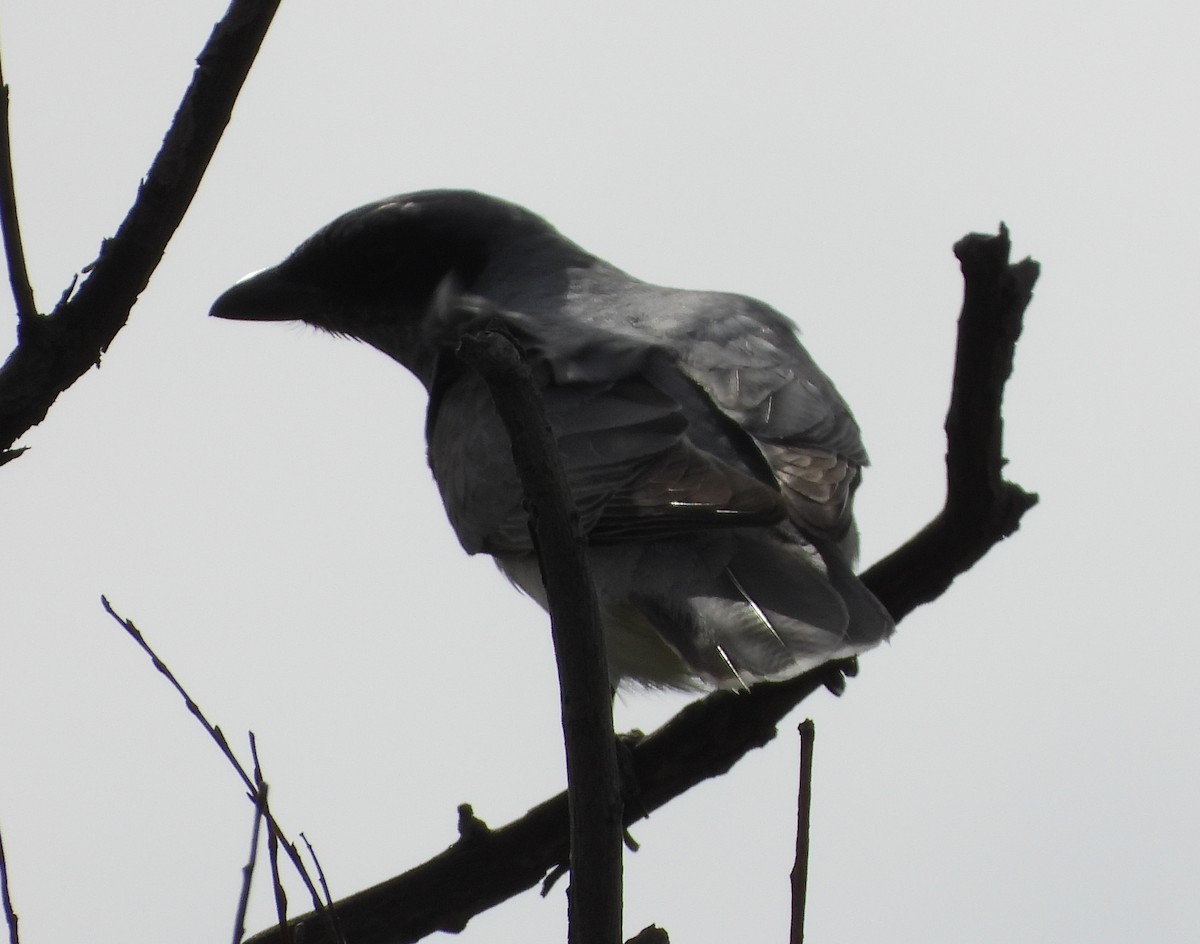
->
<box><xmin>646</xmin><ymin>529</ymin><xmax>893</xmax><ymax>689</ymax></box>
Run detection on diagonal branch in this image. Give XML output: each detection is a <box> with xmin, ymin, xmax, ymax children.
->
<box><xmin>243</xmin><ymin>225</ymin><xmax>1039</xmax><ymax>944</ymax></box>
<box><xmin>100</xmin><ymin>597</ymin><xmax>342</xmax><ymax>943</ymax></box>
<box><xmin>0</xmin><ymin>0</ymin><xmax>281</xmax><ymax>452</ymax></box>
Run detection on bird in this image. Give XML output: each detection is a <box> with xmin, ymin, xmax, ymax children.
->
<box><xmin>210</xmin><ymin>190</ymin><xmax>893</xmax><ymax>690</ymax></box>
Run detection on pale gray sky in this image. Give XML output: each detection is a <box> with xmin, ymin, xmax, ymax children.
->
<box><xmin>2</xmin><ymin>2</ymin><xmax>1197</xmax><ymax>942</ymax></box>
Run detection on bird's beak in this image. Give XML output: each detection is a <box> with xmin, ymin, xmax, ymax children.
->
<box><xmin>209</xmin><ymin>266</ymin><xmax>323</xmax><ymax>323</ymax></box>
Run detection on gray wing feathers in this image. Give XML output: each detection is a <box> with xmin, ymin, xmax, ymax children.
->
<box><xmin>427</xmin><ymin>364</ymin><xmax>786</xmax><ymax>555</ymax></box>
<box><xmin>654</xmin><ymin>292</ymin><xmax>867</xmax><ymax>457</ymax></box>
<box><xmin>669</xmin><ymin>295</ymin><xmax>867</xmax><ymax>547</ymax></box>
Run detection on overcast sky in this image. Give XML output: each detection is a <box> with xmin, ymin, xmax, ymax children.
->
<box><xmin>2</xmin><ymin>2</ymin><xmax>1197</xmax><ymax>942</ymax></box>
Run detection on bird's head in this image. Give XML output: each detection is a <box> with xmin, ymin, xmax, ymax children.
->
<box><xmin>210</xmin><ymin>189</ymin><xmax>572</xmax><ymax>379</ymax></box>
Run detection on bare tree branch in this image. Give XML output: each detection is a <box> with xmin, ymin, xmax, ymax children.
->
<box><xmin>99</xmin><ymin>597</ymin><xmax>340</xmax><ymax>941</ymax></box>
<box><xmin>864</xmin><ymin>225</ymin><xmax>1039</xmax><ymax>619</ymax></box>
<box><xmin>458</xmin><ymin>327</ymin><xmax>623</xmax><ymax>944</ymax></box>
<box><xmin>789</xmin><ymin>719</ymin><xmax>815</xmax><ymax>944</ymax></box>
<box><xmin>299</xmin><ymin>834</ymin><xmax>336</xmax><ymax>915</ymax></box>
<box><xmin>0</xmin><ymin>820</ymin><xmax>19</xmax><ymax>944</ymax></box>
<box><xmin>0</xmin><ymin>53</ymin><xmax>36</xmax><ymax>327</ymax></box>
<box><xmin>233</xmin><ymin>777</ymin><xmax>268</xmax><ymax>944</ymax></box>
<box><xmin>252</xmin><ymin>743</ymin><xmax>291</xmax><ymax>944</ymax></box>
<box><xmin>244</xmin><ymin>226</ymin><xmax>1039</xmax><ymax>944</ymax></box>
<box><xmin>0</xmin><ymin>0</ymin><xmax>281</xmax><ymax>452</ymax></box>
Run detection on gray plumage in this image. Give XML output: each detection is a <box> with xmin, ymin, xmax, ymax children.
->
<box><xmin>210</xmin><ymin>190</ymin><xmax>893</xmax><ymax>689</ymax></box>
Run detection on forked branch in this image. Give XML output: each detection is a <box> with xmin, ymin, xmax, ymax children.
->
<box><xmin>0</xmin><ymin>0</ymin><xmax>282</xmax><ymax>452</ymax></box>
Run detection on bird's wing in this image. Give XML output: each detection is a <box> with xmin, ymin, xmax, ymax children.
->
<box><xmin>665</xmin><ymin>292</ymin><xmax>868</xmax><ymax>545</ymax></box>
<box><xmin>425</xmin><ymin>336</ymin><xmax>785</xmax><ymax>556</ymax></box>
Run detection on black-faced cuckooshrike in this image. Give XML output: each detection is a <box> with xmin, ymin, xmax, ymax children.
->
<box><xmin>211</xmin><ymin>191</ymin><xmax>893</xmax><ymax>689</ymax></box>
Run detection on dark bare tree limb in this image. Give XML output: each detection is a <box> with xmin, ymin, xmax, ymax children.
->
<box><xmin>0</xmin><ymin>819</ymin><xmax>18</xmax><ymax>944</ymax></box>
<box><xmin>0</xmin><ymin>0</ymin><xmax>281</xmax><ymax>453</ymax></box>
<box><xmin>458</xmin><ymin>328</ymin><xmax>623</xmax><ymax>944</ymax></box>
<box><xmin>0</xmin><ymin>53</ymin><xmax>36</xmax><ymax>328</ymax></box>
<box><xmin>789</xmin><ymin>719</ymin><xmax>815</xmax><ymax>944</ymax></box>
<box><xmin>863</xmin><ymin>225</ymin><xmax>1039</xmax><ymax>619</ymax></box>
<box><xmin>244</xmin><ymin>226</ymin><xmax>1039</xmax><ymax>944</ymax></box>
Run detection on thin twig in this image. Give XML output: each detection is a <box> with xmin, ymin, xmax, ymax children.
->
<box><xmin>0</xmin><ymin>821</ymin><xmax>19</xmax><ymax>944</ymax></box>
<box><xmin>98</xmin><ymin>596</ymin><xmax>339</xmax><ymax>939</ymax></box>
<box><xmin>459</xmin><ymin>326</ymin><xmax>623</xmax><ymax>944</ymax></box>
<box><xmin>789</xmin><ymin>720</ymin><xmax>815</xmax><ymax>944</ymax></box>
<box><xmin>299</xmin><ymin>834</ymin><xmax>335</xmax><ymax>910</ymax></box>
<box><xmin>252</xmin><ymin>738</ymin><xmax>290</xmax><ymax>944</ymax></box>
<box><xmin>0</xmin><ymin>52</ymin><xmax>37</xmax><ymax>326</ymax></box>
<box><xmin>232</xmin><ymin>772</ymin><xmax>268</xmax><ymax>944</ymax></box>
